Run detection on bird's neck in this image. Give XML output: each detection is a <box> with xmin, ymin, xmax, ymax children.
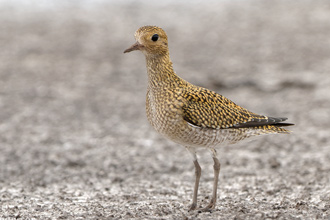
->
<box><xmin>145</xmin><ymin>53</ymin><xmax>185</xmax><ymax>89</ymax></box>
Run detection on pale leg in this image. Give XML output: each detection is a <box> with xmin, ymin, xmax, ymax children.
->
<box><xmin>200</xmin><ymin>148</ymin><xmax>221</xmax><ymax>211</ymax></box>
<box><xmin>186</xmin><ymin>147</ymin><xmax>201</xmax><ymax>211</ymax></box>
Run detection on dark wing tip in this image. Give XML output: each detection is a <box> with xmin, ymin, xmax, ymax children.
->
<box><xmin>273</xmin><ymin>122</ymin><xmax>295</xmax><ymax>127</ymax></box>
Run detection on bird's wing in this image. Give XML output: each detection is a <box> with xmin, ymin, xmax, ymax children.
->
<box><xmin>181</xmin><ymin>87</ymin><xmax>287</xmax><ymax>129</ymax></box>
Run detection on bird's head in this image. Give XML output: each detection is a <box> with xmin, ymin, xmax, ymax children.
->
<box><xmin>124</xmin><ymin>26</ymin><xmax>169</xmax><ymax>57</ymax></box>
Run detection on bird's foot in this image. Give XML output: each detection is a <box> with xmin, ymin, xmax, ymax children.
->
<box><xmin>198</xmin><ymin>198</ymin><xmax>216</xmax><ymax>212</ymax></box>
<box><xmin>188</xmin><ymin>202</ymin><xmax>197</xmax><ymax>211</ymax></box>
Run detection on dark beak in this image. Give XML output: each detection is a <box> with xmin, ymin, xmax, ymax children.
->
<box><xmin>124</xmin><ymin>41</ymin><xmax>143</xmax><ymax>53</ymax></box>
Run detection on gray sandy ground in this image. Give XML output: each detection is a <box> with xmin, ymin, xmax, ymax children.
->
<box><xmin>0</xmin><ymin>0</ymin><xmax>329</xmax><ymax>219</ymax></box>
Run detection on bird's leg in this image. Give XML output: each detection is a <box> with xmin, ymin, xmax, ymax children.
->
<box><xmin>190</xmin><ymin>159</ymin><xmax>201</xmax><ymax>210</ymax></box>
<box><xmin>186</xmin><ymin>147</ymin><xmax>201</xmax><ymax>211</ymax></box>
<box><xmin>200</xmin><ymin>148</ymin><xmax>221</xmax><ymax>212</ymax></box>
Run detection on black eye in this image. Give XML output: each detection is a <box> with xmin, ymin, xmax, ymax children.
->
<box><xmin>151</xmin><ymin>34</ymin><xmax>159</xmax><ymax>42</ymax></box>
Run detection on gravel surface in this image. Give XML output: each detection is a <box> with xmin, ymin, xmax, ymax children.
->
<box><xmin>0</xmin><ymin>0</ymin><xmax>329</xmax><ymax>219</ymax></box>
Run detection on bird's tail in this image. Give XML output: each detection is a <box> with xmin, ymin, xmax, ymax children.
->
<box><xmin>256</xmin><ymin>124</ymin><xmax>293</xmax><ymax>134</ymax></box>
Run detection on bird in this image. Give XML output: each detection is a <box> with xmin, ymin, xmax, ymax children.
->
<box><xmin>124</xmin><ymin>25</ymin><xmax>294</xmax><ymax>212</ymax></box>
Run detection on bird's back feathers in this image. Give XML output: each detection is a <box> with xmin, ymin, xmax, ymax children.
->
<box><xmin>181</xmin><ymin>85</ymin><xmax>293</xmax><ymax>132</ymax></box>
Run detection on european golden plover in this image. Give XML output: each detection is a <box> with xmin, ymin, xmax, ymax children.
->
<box><xmin>124</xmin><ymin>26</ymin><xmax>293</xmax><ymax>211</ymax></box>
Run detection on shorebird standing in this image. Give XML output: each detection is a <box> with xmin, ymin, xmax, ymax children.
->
<box><xmin>124</xmin><ymin>26</ymin><xmax>293</xmax><ymax>211</ymax></box>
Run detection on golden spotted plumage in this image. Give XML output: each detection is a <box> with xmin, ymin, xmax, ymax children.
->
<box><xmin>124</xmin><ymin>25</ymin><xmax>293</xmax><ymax>211</ymax></box>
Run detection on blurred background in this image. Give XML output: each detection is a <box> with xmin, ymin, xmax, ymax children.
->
<box><xmin>0</xmin><ymin>0</ymin><xmax>329</xmax><ymax>219</ymax></box>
